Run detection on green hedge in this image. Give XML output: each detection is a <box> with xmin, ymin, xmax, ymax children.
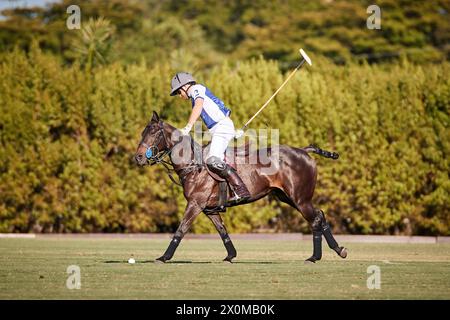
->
<box><xmin>0</xmin><ymin>46</ymin><xmax>448</xmax><ymax>234</ymax></box>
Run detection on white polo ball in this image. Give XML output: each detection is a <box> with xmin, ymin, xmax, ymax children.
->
<box><xmin>128</xmin><ymin>258</ymin><xmax>136</xmax><ymax>264</ymax></box>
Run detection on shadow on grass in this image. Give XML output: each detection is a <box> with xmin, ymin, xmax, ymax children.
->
<box><xmin>104</xmin><ymin>260</ymin><xmax>284</xmax><ymax>264</ymax></box>
<box><xmin>232</xmin><ymin>261</ymin><xmax>282</xmax><ymax>264</ymax></box>
<box><xmin>104</xmin><ymin>260</ymin><xmax>211</xmax><ymax>264</ymax></box>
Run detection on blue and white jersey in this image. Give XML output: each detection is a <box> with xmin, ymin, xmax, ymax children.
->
<box><xmin>189</xmin><ymin>84</ymin><xmax>231</xmax><ymax>129</ymax></box>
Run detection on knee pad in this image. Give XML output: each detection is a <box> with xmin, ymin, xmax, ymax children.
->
<box><xmin>206</xmin><ymin>156</ymin><xmax>226</xmax><ymax>172</ymax></box>
<box><xmin>311</xmin><ymin>212</ymin><xmax>324</xmax><ymax>231</ymax></box>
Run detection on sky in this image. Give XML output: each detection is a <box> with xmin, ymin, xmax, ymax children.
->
<box><xmin>0</xmin><ymin>0</ymin><xmax>60</xmax><ymax>20</ymax></box>
<box><xmin>0</xmin><ymin>0</ymin><xmax>59</xmax><ymax>11</ymax></box>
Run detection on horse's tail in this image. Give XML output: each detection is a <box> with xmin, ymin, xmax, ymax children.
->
<box><xmin>302</xmin><ymin>144</ymin><xmax>339</xmax><ymax>160</ymax></box>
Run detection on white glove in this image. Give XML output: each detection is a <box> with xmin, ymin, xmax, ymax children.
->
<box><xmin>234</xmin><ymin>129</ymin><xmax>244</xmax><ymax>139</ymax></box>
<box><xmin>180</xmin><ymin>124</ymin><xmax>193</xmax><ymax>136</ymax></box>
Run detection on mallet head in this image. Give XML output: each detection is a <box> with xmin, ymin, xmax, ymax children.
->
<box><xmin>300</xmin><ymin>48</ymin><xmax>312</xmax><ymax>66</ymax></box>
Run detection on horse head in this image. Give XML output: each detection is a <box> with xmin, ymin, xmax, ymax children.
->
<box><xmin>135</xmin><ymin>111</ymin><xmax>171</xmax><ymax>166</ymax></box>
<box><xmin>135</xmin><ymin>111</ymin><xmax>193</xmax><ymax>168</ymax></box>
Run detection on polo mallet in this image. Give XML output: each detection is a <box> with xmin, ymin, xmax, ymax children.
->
<box><xmin>235</xmin><ymin>48</ymin><xmax>312</xmax><ymax>138</ymax></box>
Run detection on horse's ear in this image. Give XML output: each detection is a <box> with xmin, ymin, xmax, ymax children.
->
<box><xmin>151</xmin><ymin>111</ymin><xmax>160</xmax><ymax>122</ymax></box>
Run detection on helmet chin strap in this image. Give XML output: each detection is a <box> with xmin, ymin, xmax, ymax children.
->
<box><xmin>181</xmin><ymin>84</ymin><xmax>194</xmax><ymax>97</ymax></box>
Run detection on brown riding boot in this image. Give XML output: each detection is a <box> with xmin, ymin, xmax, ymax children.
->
<box><xmin>225</xmin><ymin>168</ymin><xmax>251</xmax><ymax>205</ymax></box>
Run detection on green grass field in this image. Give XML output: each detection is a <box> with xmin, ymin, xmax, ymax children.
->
<box><xmin>0</xmin><ymin>237</ymin><xmax>449</xmax><ymax>299</ymax></box>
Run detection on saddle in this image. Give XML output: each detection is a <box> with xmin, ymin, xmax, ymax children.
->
<box><xmin>192</xmin><ymin>140</ymin><xmax>252</xmax><ymax>214</ymax></box>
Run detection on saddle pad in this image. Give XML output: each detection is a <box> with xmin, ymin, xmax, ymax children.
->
<box><xmin>206</xmin><ymin>167</ymin><xmax>226</xmax><ymax>182</ymax></box>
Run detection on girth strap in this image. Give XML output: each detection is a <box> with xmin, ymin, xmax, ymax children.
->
<box><xmin>218</xmin><ymin>181</ymin><xmax>228</xmax><ymax>208</ymax></box>
<box><xmin>204</xmin><ymin>181</ymin><xmax>228</xmax><ymax>214</ymax></box>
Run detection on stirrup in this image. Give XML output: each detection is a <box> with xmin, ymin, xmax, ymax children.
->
<box><xmin>203</xmin><ymin>205</ymin><xmax>226</xmax><ymax>214</ymax></box>
<box><xmin>228</xmin><ymin>194</ymin><xmax>250</xmax><ymax>205</ymax></box>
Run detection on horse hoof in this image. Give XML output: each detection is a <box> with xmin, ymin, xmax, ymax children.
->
<box><xmin>339</xmin><ymin>247</ymin><xmax>348</xmax><ymax>259</ymax></box>
<box><xmin>223</xmin><ymin>256</ymin><xmax>234</xmax><ymax>263</ymax></box>
<box><xmin>155</xmin><ymin>257</ymin><xmax>166</xmax><ymax>264</ymax></box>
<box><xmin>304</xmin><ymin>256</ymin><xmax>319</xmax><ymax>264</ymax></box>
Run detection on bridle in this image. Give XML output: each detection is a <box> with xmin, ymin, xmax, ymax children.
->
<box><xmin>140</xmin><ymin>121</ymin><xmax>202</xmax><ymax>186</ymax></box>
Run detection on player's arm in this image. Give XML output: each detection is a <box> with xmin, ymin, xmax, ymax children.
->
<box><xmin>181</xmin><ymin>98</ymin><xmax>204</xmax><ymax>134</ymax></box>
<box><xmin>186</xmin><ymin>98</ymin><xmax>204</xmax><ymax>128</ymax></box>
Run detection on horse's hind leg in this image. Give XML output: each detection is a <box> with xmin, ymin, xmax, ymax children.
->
<box><xmin>272</xmin><ymin>190</ymin><xmax>323</xmax><ymax>262</ymax></box>
<box><xmin>316</xmin><ymin>209</ymin><xmax>347</xmax><ymax>259</ymax></box>
<box><xmin>205</xmin><ymin>213</ymin><xmax>237</xmax><ymax>263</ymax></box>
<box><xmin>274</xmin><ymin>190</ymin><xmax>347</xmax><ymax>262</ymax></box>
<box><xmin>297</xmin><ymin>202</ymin><xmax>323</xmax><ymax>263</ymax></box>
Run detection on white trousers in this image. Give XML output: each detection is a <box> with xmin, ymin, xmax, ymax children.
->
<box><xmin>207</xmin><ymin>117</ymin><xmax>235</xmax><ymax>161</ymax></box>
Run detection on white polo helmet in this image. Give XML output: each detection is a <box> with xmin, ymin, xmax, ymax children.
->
<box><xmin>170</xmin><ymin>72</ymin><xmax>196</xmax><ymax>96</ymax></box>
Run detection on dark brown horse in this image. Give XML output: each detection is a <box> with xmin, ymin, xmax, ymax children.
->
<box><xmin>135</xmin><ymin>111</ymin><xmax>347</xmax><ymax>263</ymax></box>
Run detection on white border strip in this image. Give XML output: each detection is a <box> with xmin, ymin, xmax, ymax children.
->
<box><xmin>0</xmin><ymin>233</ymin><xmax>36</xmax><ymax>238</ymax></box>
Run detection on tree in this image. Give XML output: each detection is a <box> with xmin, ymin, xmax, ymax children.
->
<box><xmin>71</xmin><ymin>17</ymin><xmax>115</xmax><ymax>72</ymax></box>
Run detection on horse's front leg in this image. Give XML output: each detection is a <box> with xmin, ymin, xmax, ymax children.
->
<box><xmin>156</xmin><ymin>201</ymin><xmax>202</xmax><ymax>263</ymax></box>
